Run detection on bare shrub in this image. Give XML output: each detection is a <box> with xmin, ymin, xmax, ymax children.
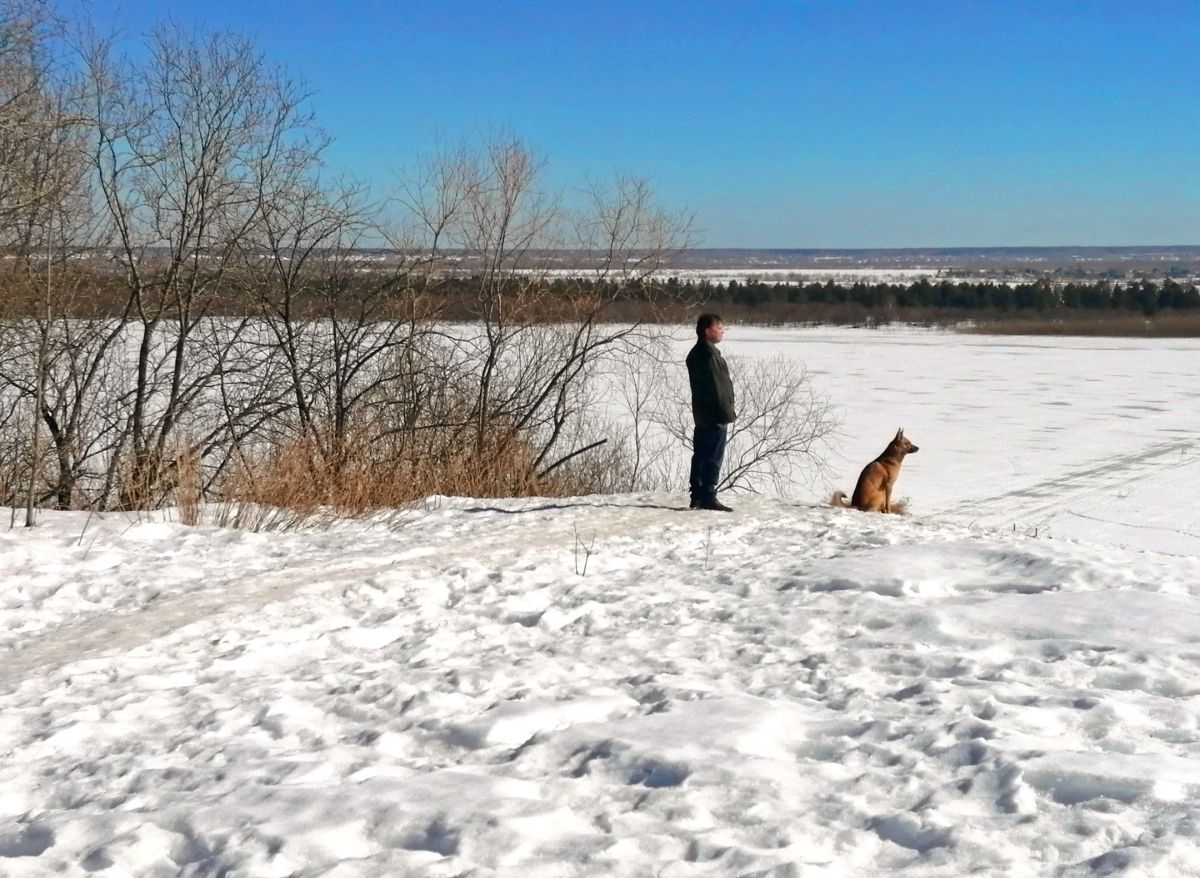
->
<box><xmin>603</xmin><ymin>333</ymin><xmax>680</xmax><ymax>491</ymax></box>
<box><xmin>720</xmin><ymin>355</ymin><xmax>840</xmax><ymax>494</ymax></box>
<box><xmin>618</xmin><ymin>348</ymin><xmax>839</xmax><ymax>498</ymax></box>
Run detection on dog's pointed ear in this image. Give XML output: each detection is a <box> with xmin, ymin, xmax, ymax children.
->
<box><xmin>896</xmin><ymin>427</ymin><xmax>904</xmax><ymax>438</ymax></box>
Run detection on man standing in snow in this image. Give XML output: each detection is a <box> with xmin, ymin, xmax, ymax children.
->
<box><xmin>686</xmin><ymin>313</ymin><xmax>736</xmax><ymax>512</ymax></box>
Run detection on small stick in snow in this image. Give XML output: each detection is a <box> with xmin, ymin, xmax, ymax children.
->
<box><xmin>77</xmin><ymin>508</ymin><xmax>98</xmax><ymax>546</ymax></box>
<box><xmin>574</xmin><ymin>524</ymin><xmax>596</xmax><ymax>577</ymax></box>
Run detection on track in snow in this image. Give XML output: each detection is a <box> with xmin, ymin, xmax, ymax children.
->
<box><xmin>936</xmin><ymin>438</ymin><xmax>1197</xmax><ymax>532</ymax></box>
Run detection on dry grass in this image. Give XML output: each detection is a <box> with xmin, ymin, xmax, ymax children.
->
<box><xmin>172</xmin><ymin>446</ymin><xmax>203</xmax><ymax>526</ymax></box>
<box><xmin>212</xmin><ymin>426</ymin><xmax>616</xmax><ymax>528</ymax></box>
<box><xmin>114</xmin><ymin>457</ymin><xmax>154</xmax><ymax>512</ymax></box>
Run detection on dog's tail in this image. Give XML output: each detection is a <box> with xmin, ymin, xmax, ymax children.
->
<box><xmin>829</xmin><ymin>490</ymin><xmax>851</xmax><ymax>508</ymax></box>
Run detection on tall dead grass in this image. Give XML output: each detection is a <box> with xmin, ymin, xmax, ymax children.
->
<box><xmin>214</xmin><ymin>425</ymin><xmax>616</xmax><ymax>527</ymax></box>
<box><xmin>172</xmin><ymin>446</ymin><xmax>203</xmax><ymax>526</ymax></box>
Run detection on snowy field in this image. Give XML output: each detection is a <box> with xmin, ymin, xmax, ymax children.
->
<box><xmin>4</xmin><ymin>327</ymin><xmax>1200</xmax><ymax>876</ymax></box>
<box><xmin>535</xmin><ymin>268</ymin><xmax>943</xmax><ymax>285</ymax></box>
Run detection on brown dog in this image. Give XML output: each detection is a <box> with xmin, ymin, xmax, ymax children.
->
<box><xmin>831</xmin><ymin>428</ymin><xmax>919</xmax><ymax>513</ymax></box>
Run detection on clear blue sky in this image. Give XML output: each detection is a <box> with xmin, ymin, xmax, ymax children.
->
<box><xmin>90</xmin><ymin>0</ymin><xmax>1199</xmax><ymax>248</ymax></box>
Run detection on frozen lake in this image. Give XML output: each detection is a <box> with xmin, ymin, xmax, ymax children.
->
<box><xmin>697</xmin><ymin>325</ymin><xmax>1200</xmax><ymax>555</ymax></box>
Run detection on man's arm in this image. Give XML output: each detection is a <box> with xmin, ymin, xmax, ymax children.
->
<box><xmin>688</xmin><ymin>345</ymin><xmax>723</xmax><ymax>424</ymax></box>
<box><xmin>712</xmin><ymin>352</ymin><xmax>736</xmax><ymax>424</ymax></box>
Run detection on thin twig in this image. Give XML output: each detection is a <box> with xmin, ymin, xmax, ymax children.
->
<box><xmin>77</xmin><ymin>507</ymin><xmax>97</xmax><ymax>546</ymax></box>
<box><xmin>574</xmin><ymin>524</ymin><xmax>596</xmax><ymax>576</ymax></box>
<box><xmin>539</xmin><ymin>439</ymin><xmax>608</xmax><ymax>479</ymax></box>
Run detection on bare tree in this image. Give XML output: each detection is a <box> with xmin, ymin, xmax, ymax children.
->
<box><xmin>234</xmin><ymin>168</ymin><xmax>455</xmax><ymax>477</ymax></box>
<box><xmin>82</xmin><ymin>22</ymin><xmax>321</xmax><ymax>504</ymax></box>
<box><xmin>573</xmin><ymin>174</ymin><xmax>696</xmax><ymax>289</ymax></box>
<box><xmin>0</xmin><ymin>0</ymin><xmax>78</xmax><ymax>230</ymax></box>
<box><xmin>0</xmin><ymin>7</ymin><xmax>715</xmax><ymax>518</ymax></box>
<box><xmin>434</xmin><ymin>133</ymin><xmax>560</xmax><ymax>456</ymax></box>
<box><xmin>0</xmin><ymin>0</ymin><xmax>114</xmax><ymax>521</ymax></box>
<box><xmin>398</xmin><ymin>134</ymin><xmax>694</xmax><ymax>483</ymax></box>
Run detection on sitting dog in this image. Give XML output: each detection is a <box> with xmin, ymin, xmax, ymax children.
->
<box><xmin>831</xmin><ymin>428</ymin><xmax>918</xmax><ymax>513</ymax></box>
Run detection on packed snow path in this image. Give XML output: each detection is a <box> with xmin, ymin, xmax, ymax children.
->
<box><xmin>4</xmin><ymin>496</ymin><xmax>1200</xmax><ymax>876</ymax></box>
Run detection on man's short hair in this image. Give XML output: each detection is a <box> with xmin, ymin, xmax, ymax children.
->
<box><xmin>696</xmin><ymin>313</ymin><xmax>722</xmax><ymax>338</ymax></box>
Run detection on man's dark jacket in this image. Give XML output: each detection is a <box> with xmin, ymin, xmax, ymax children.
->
<box><xmin>686</xmin><ymin>340</ymin><xmax>736</xmax><ymax>426</ymax></box>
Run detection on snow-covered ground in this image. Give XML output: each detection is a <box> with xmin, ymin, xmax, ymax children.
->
<box><xmin>4</xmin><ymin>327</ymin><xmax>1200</xmax><ymax>877</ymax></box>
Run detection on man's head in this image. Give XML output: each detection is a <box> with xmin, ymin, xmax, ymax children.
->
<box><xmin>696</xmin><ymin>313</ymin><xmax>725</xmax><ymax>344</ymax></box>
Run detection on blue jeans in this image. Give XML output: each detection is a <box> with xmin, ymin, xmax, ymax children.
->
<box><xmin>689</xmin><ymin>424</ymin><xmax>727</xmax><ymax>502</ymax></box>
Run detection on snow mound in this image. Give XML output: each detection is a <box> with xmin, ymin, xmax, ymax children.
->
<box><xmin>4</xmin><ymin>493</ymin><xmax>1200</xmax><ymax>876</ymax></box>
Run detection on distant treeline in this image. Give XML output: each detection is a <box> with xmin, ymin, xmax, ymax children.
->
<box><xmin>411</xmin><ymin>274</ymin><xmax>1200</xmax><ymax>325</ymax></box>
<box><xmin>5</xmin><ymin>272</ymin><xmax>1199</xmax><ymax>323</ymax></box>
<box><xmin>658</xmin><ymin>276</ymin><xmax>1200</xmax><ymax>316</ymax></box>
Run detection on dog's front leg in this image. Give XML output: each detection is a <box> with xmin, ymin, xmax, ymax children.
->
<box><xmin>883</xmin><ymin>484</ymin><xmax>891</xmax><ymax>514</ymax></box>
